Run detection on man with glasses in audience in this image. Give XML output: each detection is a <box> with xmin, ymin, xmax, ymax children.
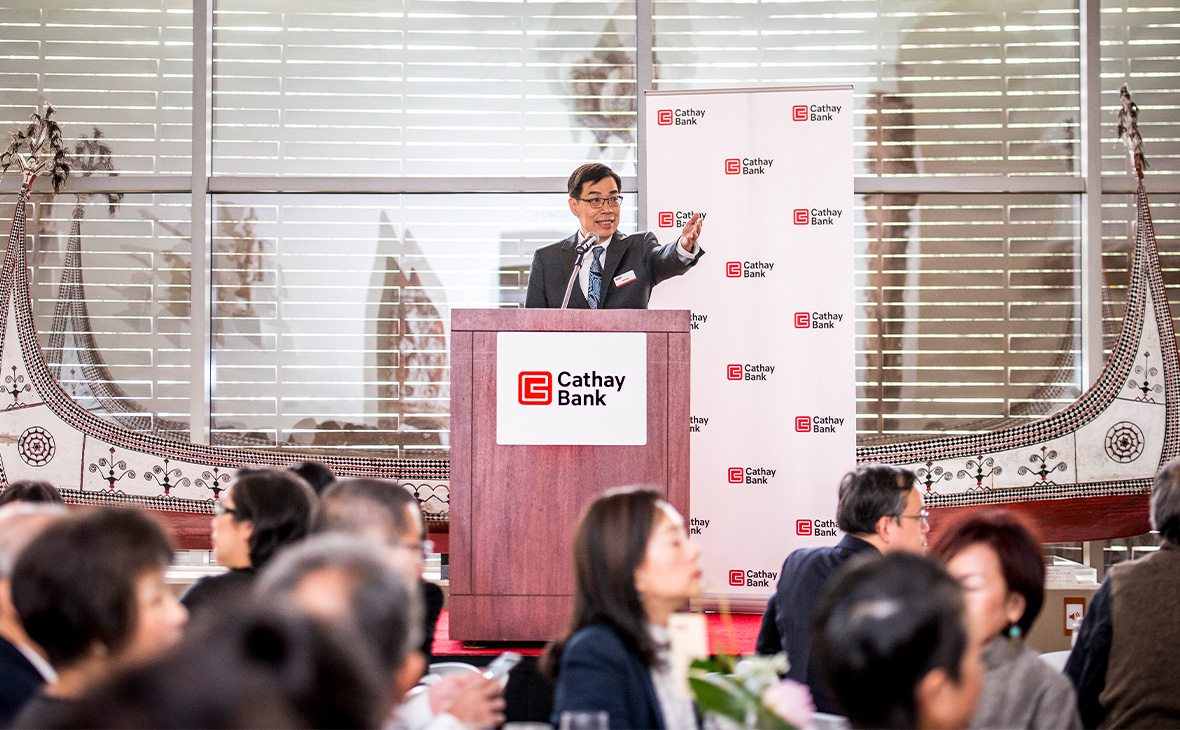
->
<box><xmin>525</xmin><ymin>163</ymin><xmax>704</xmax><ymax>309</ymax></box>
<box><xmin>755</xmin><ymin>464</ymin><xmax>929</xmax><ymax>714</ymax></box>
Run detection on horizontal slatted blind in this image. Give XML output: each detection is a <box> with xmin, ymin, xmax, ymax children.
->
<box><xmin>213</xmin><ymin>0</ymin><xmax>638</xmax><ymax>177</ymax></box>
<box><xmin>857</xmin><ymin>193</ymin><xmax>1080</xmax><ymax>439</ymax></box>
<box><xmin>1101</xmin><ymin>1</ymin><xmax>1180</xmax><ymax>176</ymax></box>
<box><xmin>0</xmin><ymin>1</ymin><xmax>193</xmax><ymax>174</ymax></box>
<box><xmin>653</xmin><ymin>0</ymin><xmax>1080</xmax><ymax>178</ymax></box>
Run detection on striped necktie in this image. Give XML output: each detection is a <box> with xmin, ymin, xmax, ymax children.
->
<box><xmin>587</xmin><ymin>245</ymin><xmax>605</xmax><ymax>309</ymax></box>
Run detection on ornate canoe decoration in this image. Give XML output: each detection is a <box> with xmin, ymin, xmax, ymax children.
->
<box><xmin>857</xmin><ymin>85</ymin><xmax>1172</xmax><ymax>540</ymax></box>
<box><xmin>0</xmin><ymin>106</ymin><xmax>447</xmax><ymax>540</ymax></box>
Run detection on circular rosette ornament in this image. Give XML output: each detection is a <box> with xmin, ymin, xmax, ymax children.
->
<box><xmin>1105</xmin><ymin>421</ymin><xmax>1144</xmax><ymax>463</ymax></box>
<box><xmin>18</xmin><ymin>426</ymin><xmax>56</xmax><ymax>466</ymax></box>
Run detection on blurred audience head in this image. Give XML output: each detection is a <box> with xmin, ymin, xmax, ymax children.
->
<box><xmin>546</xmin><ymin>486</ymin><xmax>701</xmax><ymax>675</ymax></box>
<box><xmin>1152</xmin><ymin>456</ymin><xmax>1180</xmax><ymax>545</ymax></box>
<box><xmin>256</xmin><ymin>533</ymin><xmax>425</xmax><ymax>707</ymax></box>
<box><xmin>11</xmin><ymin>508</ymin><xmax>186</xmax><ymax>677</ymax></box>
<box><xmin>837</xmin><ymin>463</ymin><xmax>927</xmax><ymax>552</ymax></box>
<box><xmin>931</xmin><ymin>510</ymin><xmax>1044</xmax><ymax>641</ymax></box>
<box><xmin>813</xmin><ymin>552</ymin><xmax>983</xmax><ymax>730</ymax></box>
<box><xmin>288</xmin><ymin>461</ymin><xmax>336</xmax><ymax>497</ymax></box>
<box><xmin>0</xmin><ymin>502</ymin><xmax>67</xmax><ymax>647</ymax></box>
<box><xmin>0</xmin><ymin>480</ymin><xmax>63</xmax><ymax>507</ymax></box>
<box><xmin>317</xmin><ymin>478</ymin><xmax>427</xmax><ymax>578</ymax></box>
<box><xmin>214</xmin><ymin>468</ymin><xmax>317</xmax><ymax>570</ymax></box>
<box><xmin>40</xmin><ymin>606</ymin><xmax>383</xmax><ymax>729</ymax></box>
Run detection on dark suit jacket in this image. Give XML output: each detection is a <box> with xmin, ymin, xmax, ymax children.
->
<box><xmin>755</xmin><ymin>534</ymin><xmax>880</xmax><ymax>714</ymax></box>
<box><xmin>525</xmin><ymin>231</ymin><xmax>702</xmax><ymax>309</ymax></box>
<box><xmin>551</xmin><ymin>623</ymin><xmax>664</xmax><ymax>730</ymax></box>
<box><xmin>0</xmin><ymin>636</ymin><xmax>45</xmax><ymax>728</ymax></box>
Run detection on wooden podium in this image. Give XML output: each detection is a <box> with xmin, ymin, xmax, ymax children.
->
<box><xmin>448</xmin><ymin>308</ymin><xmax>691</xmax><ymax>642</ymax></box>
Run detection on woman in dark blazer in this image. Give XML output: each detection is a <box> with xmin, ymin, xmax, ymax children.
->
<box><xmin>544</xmin><ymin>487</ymin><xmax>703</xmax><ymax>730</ymax></box>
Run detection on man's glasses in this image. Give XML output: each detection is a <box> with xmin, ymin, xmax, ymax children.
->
<box><xmin>896</xmin><ymin>508</ymin><xmax>930</xmax><ymax>526</ymax></box>
<box><xmin>212</xmin><ymin>501</ymin><xmax>240</xmax><ymax>518</ymax></box>
<box><xmin>394</xmin><ymin>539</ymin><xmax>435</xmax><ymax>561</ymax></box>
<box><xmin>573</xmin><ymin>195</ymin><xmax>624</xmax><ymax>209</ymax></box>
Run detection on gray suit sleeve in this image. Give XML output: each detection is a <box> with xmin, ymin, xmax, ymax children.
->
<box><xmin>643</xmin><ymin>231</ymin><xmax>703</xmax><ymax>286</ymax></box>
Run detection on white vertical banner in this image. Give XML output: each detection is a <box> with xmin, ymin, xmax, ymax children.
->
<box><xmin>647</xmin><ymin>86</ymin><xmax>855</xmax><ymax>604</ymax></box>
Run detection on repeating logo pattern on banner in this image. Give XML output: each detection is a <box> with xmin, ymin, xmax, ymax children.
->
<box><xmin>646</xmin><ymin>86</ymin><xmax>855</xmax><ymax>601</ymax></box>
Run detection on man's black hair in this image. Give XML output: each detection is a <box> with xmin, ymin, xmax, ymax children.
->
<box><xmin>812</xmin><ymin>552</ymin><xmax>969</xmax><ymax>729</ymax></box>
<box><xmin>835</xmin><ymin>463</ymin><xmax>916</xmax><ymax>535</ymax></box>
<box><xmin>11</xmin><ymin>507</ymin><xmax>173</xmax><ymax>668</ymax></box>
<box><xmin>567</xmin><ymin>163</ymin><xmax>622</xmax><ymax>199</ymax></box>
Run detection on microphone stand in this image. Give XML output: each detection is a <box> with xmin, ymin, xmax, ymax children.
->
<box><xmin>560</xmin><ymin>235</ymin><xmax>597</xmax><ymax>309</ymax></box>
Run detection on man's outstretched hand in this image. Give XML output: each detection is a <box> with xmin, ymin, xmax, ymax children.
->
<box><xmin>679</xmin><ymin>212</ymin><xmax>704</xmax><ymax>254</ymax></box>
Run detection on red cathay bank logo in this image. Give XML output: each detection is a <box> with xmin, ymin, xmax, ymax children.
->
<box><xmin>795</xmin><ymin>416</ymin><xmax>812</xmax><ymax>433</ymax></box>
<box><xmin>657</xmin><ymin>109</ymin><xmax>673</xmax><ymax>125</ymax></box>
<box><xmin>726</xmin><ymin>261</ymin><xmax>742</xmax><ymax>278</ymax></box>
<box><xmin>796</xmin><ymin>519</ymin><xmax>813</xmax><ymax>536</ymax></box>
<box><xmin>795</xmin><ymin>312</ymin><xmax>811</xmax><ymax>328</ymax></box>
<box><xmin>728</xmin><ymin>467</ymin><xmax>744</xmax><ymax>484</ymax></box>
<box><xmin>658</xmin><ymin>211</ymin><xmax>674</xmax><ymax>227</ymax></box>
<box><xmin>728</xmin><ymin>570</ymin><xmax>746</xmax><ymax>587</ymax></box>
<box><xmin>794</xmin><ymin>209</ymin><xmax>810</xmax><ymax>225</ymax></box>
<box><xmin>724</xmin><ymin>158</ymin><xmax>741</xmax><ymax>175</ymax></box>
<box><xmin>793</xmin><ymin>105</ymin><xmax>808</xmax><ymax>122</ymax></box>
<box><xmin>726</xmin><ymin>364</ymin><xmax>743</xmax><ymax>381</ymax></box>
<box><xmin>518</xmin><ymin>371</ymin><xmax>552</xmax><ymax>405</ymax></box>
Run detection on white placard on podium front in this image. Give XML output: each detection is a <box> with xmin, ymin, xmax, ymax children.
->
<box><xmin>496</xmin><ymin>331</ymin><xmax>648</xmax><ymax>445</ymax></box>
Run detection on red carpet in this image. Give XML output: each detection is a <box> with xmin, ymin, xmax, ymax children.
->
<box><xmin>432</xmin><ymin>610</ymin><xmax>763</xmax><ymax>657</ymax></box>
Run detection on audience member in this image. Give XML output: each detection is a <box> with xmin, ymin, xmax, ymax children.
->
<box><xmin>756</xmin><ymin>463</ymin><xmax>927</xmax><ymax>712</ymax></box>
<box><xmin>289</xmin><ymin>461</ymin><xmax>336</xmax><ymax>496</ymax></box>
<box><xmin>0</xmin><ymin>481</ymin><xmax>63</xmax><ymax>507</ymax></box>
<box><xmin>544</xmin><ymin>487</ymin><xmax>703</xmax><ymax>730</ymax></box>
<box><xmin>256</xmin><ymin>533</ymin><xmax>505</xmax><ymax>729</ymax></box>
<box><xmin>318</xmin><ymin>478</ymin><xmax>444</xmax><ymax>660</ymax></box>
<box><xmin>9</xmin><ymin>508</ymin><xmax>187</xmax><ymax>727</ymax></box>
<box><xmin>181</xmin><ymin>468</ymin><xmax>316</xmax><ymax>624</ymax></box>
<box><xmin>0</xmin><ymin>504</ymin><xmax>66</xmax><ymax>726</ymax></box>
<box><xmin>932</xmin><ymin>510</ymin><xmax>1080</xmax><ymax>729</ymax></box>
<box><xmin>35</xmin><ymin>606</ymin><xmax>383</xmax><ymax>729</ymax></box>
<box><xmin>812</xmin><ymin>552</ymin><xmax>984</xmax><ymax>730</ymax></box>
<box><xmin>1066</xmin><ymin>455</ymin><xmax>1180</xmax><ymax>728</ymax></box>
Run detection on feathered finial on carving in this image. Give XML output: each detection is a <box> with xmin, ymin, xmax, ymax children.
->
<box><xmin>74</xmin><ymin>128</ymin><xmax>123</xmax><ymax>215</ymax></box>
<box><xmin>0</xmin><ymin>103</ymin><xmax>71</xmax><ymax>193</ymax></box>
<box><xmin>1117</xmin><ymin>84</ymin><xmax>1146</xmax><ymax>180</ymax></box>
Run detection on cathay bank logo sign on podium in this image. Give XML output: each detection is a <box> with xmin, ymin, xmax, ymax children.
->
<box><xmin>498</xmin><ymin>332</ymin><xmax>647</xmax><ymax>445</ymax></box>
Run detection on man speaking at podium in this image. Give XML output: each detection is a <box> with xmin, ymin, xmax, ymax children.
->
<box><xmin>525</xmin><ymin>163</ymin><xmax>705</xmax><ymax>309</ymax></box>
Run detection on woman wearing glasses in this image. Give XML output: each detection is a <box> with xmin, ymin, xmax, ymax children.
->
<box><xmin>932</xmin><ymin>510</ymin><xmax>1081</xmax><ymax>729</ymax></box>
<box><xmin>181</xmin><ymin>468</ymin><xmax>317</xmax><ymax>625</ymax></box>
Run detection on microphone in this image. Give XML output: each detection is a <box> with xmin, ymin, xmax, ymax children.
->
<box><xmin>561</xmin><ymin>233</ymin><xmax>601</xmax><ymax>309</ymax></box>
<box><xmin>575</xmin><ymin>232</ymin><xmax>599</xmax><ymax>255</ymax></box>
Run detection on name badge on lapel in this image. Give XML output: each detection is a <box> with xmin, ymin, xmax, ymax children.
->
<box><xmin>614</xmin><ymin>270</ymin><xmax>637</xmax><ymax>288</ymax></box>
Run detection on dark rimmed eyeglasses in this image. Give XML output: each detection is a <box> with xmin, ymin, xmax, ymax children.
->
<box><xmin>212</xmin><ymin>501</ymin><xmax>241</xmax><ymax>518</ymax></box>
<box><xmin>896</xmin><ymin>508</ymin><xmax>930</xmax><ymax>526</ymax></box>
<box><xmin>573</xmin><ymin>195</ymin><xmax>624</xmax><ymax>209</ymax></box>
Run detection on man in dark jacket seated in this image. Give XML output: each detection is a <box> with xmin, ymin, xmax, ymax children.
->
<box><xmin>756</xmin><ymin>464</ymin><xmax>929</xmax><ymax>713</ymax></box>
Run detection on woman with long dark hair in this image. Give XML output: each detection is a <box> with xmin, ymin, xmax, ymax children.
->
<box><xmin>544</xmin><ymin>487</ymin><xmax>703</xmax><ymax>730</ymax></box>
